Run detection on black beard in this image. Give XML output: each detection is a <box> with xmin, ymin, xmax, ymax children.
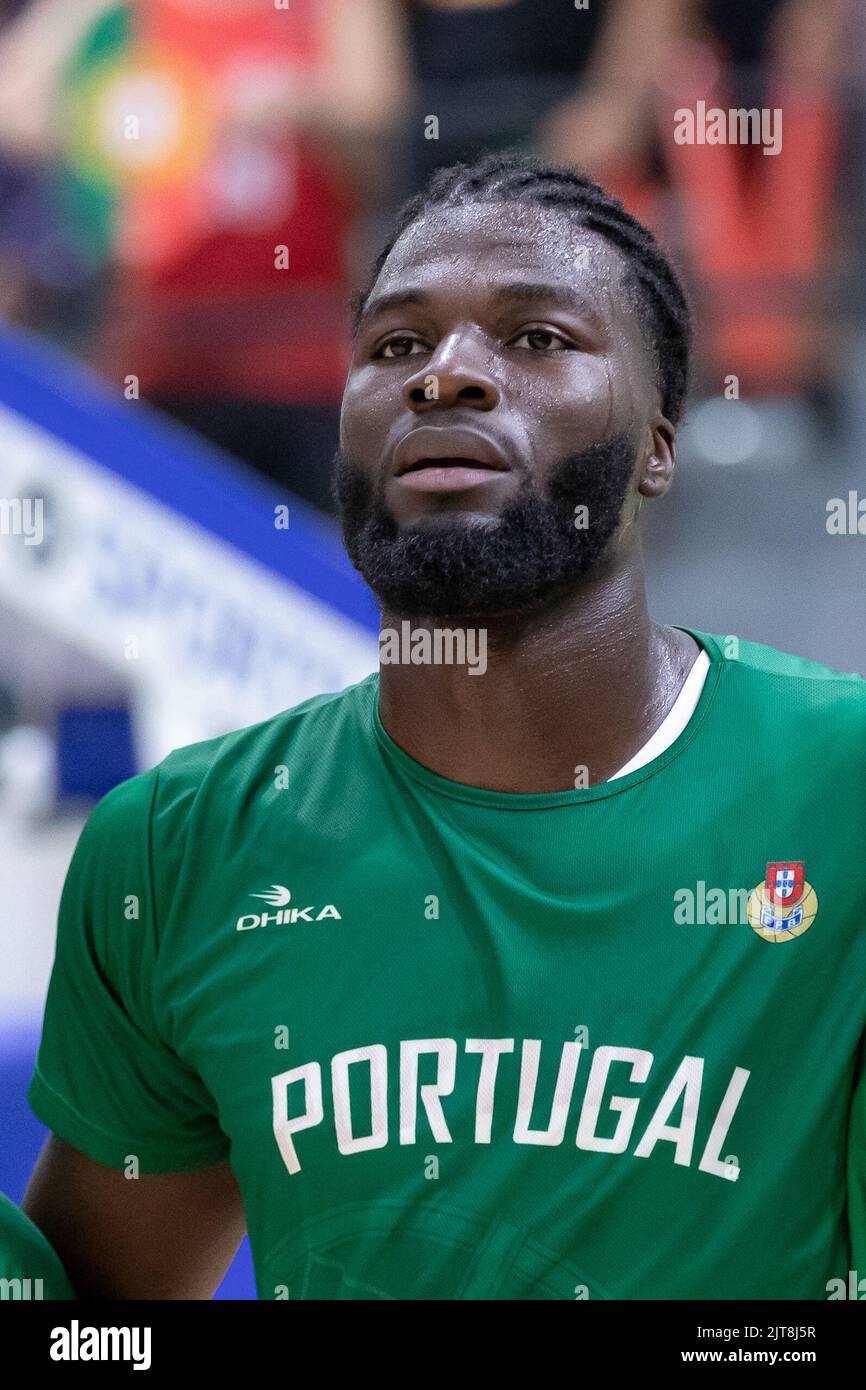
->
<box><xmin>333</xmin><ymin>434</ymin><xmax>637</xmax><ymax>621</ymax></box>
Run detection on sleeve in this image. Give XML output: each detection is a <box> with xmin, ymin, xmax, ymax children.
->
<box><xmin>847</xmin><ymin>703</ymin><xmax>866</xmax><ymax>1268</ymax></box>
<box><xmin>0</xmin><ymin>1192</ymin><xmax>75</xmax><ymax>1299</ymax></box>
<box><xmin>27</xmin><ymin>765</ymin><xmax>231</xmax><ymax>1174</ymax></box>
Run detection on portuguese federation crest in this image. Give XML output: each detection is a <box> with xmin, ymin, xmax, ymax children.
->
<box><xmin>747</xmin><ymin>861</ymin><xmax>817</xmax><ymax>942</ymax></box>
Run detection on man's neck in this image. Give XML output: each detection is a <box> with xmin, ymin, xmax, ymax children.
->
<box><xmin>376</xmin><ymin>552</ymin><xmax>700</xmax><ymax>794</ymax></box>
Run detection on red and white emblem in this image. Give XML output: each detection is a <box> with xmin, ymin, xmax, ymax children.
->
<box><xmin>765</xmin><ymin>861</ymin><xmax>805</xmax><ymax>906</ymax></box>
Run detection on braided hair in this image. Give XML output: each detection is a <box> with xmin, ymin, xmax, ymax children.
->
<box><xmin>352</xmin><ymin>151</ymin><xmax>692</xmax><ymax>425</ymax></box>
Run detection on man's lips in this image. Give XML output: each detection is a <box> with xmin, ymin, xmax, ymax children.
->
<box><xmin>392</xmin><ymin>425</ymin><xmax>511</xmax><ymax>476</ymax></box>
<box><xmin>391</xmin><ymin>425</ymin><xmax>512</xmax><ymax>494</ymax></box>
<box><xmin>395</xmin><ymin>464</ymin><xmax>508</xmax><ymax>493</ymax></box>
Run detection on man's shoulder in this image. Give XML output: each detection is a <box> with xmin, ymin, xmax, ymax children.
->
<box><xmin>712</xmin><ymin>631</ymin><xmax>865</xmax><ymax>688</ymax></box>
<box><xmin>85</xmin><ymin>674</ymin><xmax>379</xmax><ymax>843</ymax></box>
<box><xmin>160</xmin><ymin>673</ymin><xmax>378</xmax><ymax>780</ymax></box>
<box><xmin>699</xmin><ymin>629</ymin><xmax>866</xmax><ymax>731</ymax></box>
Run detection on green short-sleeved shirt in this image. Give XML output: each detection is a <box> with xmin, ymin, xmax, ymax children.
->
<box><xmin>0</xmin><ymin>1193</ymin><xmax>74</xmax><ymax>1300</ymax></box>
<box><xmin>28</xmin><ymin>629</ymin><xmax>866</xmax><ymax>1299</ymax></box>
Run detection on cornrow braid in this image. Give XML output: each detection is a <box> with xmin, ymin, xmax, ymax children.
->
<box><xmin>351</xmin><ymin>151</ymin><xmax>692</xmax><ymax>425</ymax></box>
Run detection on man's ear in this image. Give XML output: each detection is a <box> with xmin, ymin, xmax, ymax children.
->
<box><xmin>637</xmin><ymin>416</ymin><xmax>677</xmax><ymax>500</ymax></box>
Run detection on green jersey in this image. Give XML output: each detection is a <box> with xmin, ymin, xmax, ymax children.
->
<box><xmin>28</xmin><ymin>628</ymin><xmax>866</xmax><ymax>1300</ymax></box>
<box><xmin>0</xmin><ymin>1193</ymin><xmax>74</xmax><ymax>1300</ymax></box>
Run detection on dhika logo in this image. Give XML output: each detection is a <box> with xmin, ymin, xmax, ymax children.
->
<box><xmin>236</xmin><ymin>884</ymin><xmax>342</xmax><ymax>931</ymax></box>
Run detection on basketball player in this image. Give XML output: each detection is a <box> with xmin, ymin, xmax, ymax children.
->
<box><xmin>22</xmin><ymin>154</ymin><xmax>866</xmax><ymax>1300</ymax></box>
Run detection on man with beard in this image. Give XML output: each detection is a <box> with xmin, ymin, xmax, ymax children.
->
<box><xmin>22</xmin><ymin>154</ymin><xmax>866</xmax><ymax>1302</ymax></box>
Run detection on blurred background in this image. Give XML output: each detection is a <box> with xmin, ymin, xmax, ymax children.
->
<box><xmin>0</xmin><ymin>0</ymin><xmax>863</xmax><ymax>1298</ymax></box>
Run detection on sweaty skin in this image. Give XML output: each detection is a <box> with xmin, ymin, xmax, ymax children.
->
<box><xmin>341</xmin><ymin>200</ymin><xmax>698</xmax><ymax>792</ymax></box>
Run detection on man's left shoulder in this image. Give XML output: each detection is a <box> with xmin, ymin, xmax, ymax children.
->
<box><xmin>704</xmin><ymin>630</ymin><xmax>861</xmax><ymax>685</ymax></box>
<box><xmin>704</xmin><ymin>629</ymin><xmax>866</xmax><ymax>736</ymax></box>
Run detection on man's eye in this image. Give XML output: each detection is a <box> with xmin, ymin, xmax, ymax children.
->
<box><xmin>510</xmin><ymin>328</ymin><xmax>572</xmax><ymax>351</ymax></box>
<box><xmin>376</xmin><ymin>335</ymin><xmax>427</xmax><ymax>359</ymax></box>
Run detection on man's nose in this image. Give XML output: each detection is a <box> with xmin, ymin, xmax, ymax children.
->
<box><xmin>402</xmin><ymin>331</ymin><xmax>500</xmax><ymax>412</ymax></box>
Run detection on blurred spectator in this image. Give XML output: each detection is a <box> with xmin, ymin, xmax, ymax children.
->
<box><xmin>0</xmin><ymin>0</ymin><xmax>859</xmax><ymax>486</ymax></box>
<box><xmin>841</xmin><ymin>0</ymin><xmax>866</xmax><ymax>317</ymax></box>
<box><xmin>402</xmin><ymin>0</ymin><xmax>606</xmax><ymax>195</ymax></box>
<box><xmin>0</xmin><ymin>0</ymin><xmax>119</xmax><ymax>345</ymax></box>
<box><xmin>89</xmin><ymin>0</ymin><xmax>408</xmax><ymax>514</ymax></box>
<box><xmin>652</xmin><ymin>0</ymin><xmax>848</xmax><ymax>402</ymax></box>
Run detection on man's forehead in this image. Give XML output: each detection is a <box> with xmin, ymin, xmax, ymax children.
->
<box><xmin>381</xmin><ymin>201</ymin><xmax>625</xmax><ymax>285</ymax></box>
